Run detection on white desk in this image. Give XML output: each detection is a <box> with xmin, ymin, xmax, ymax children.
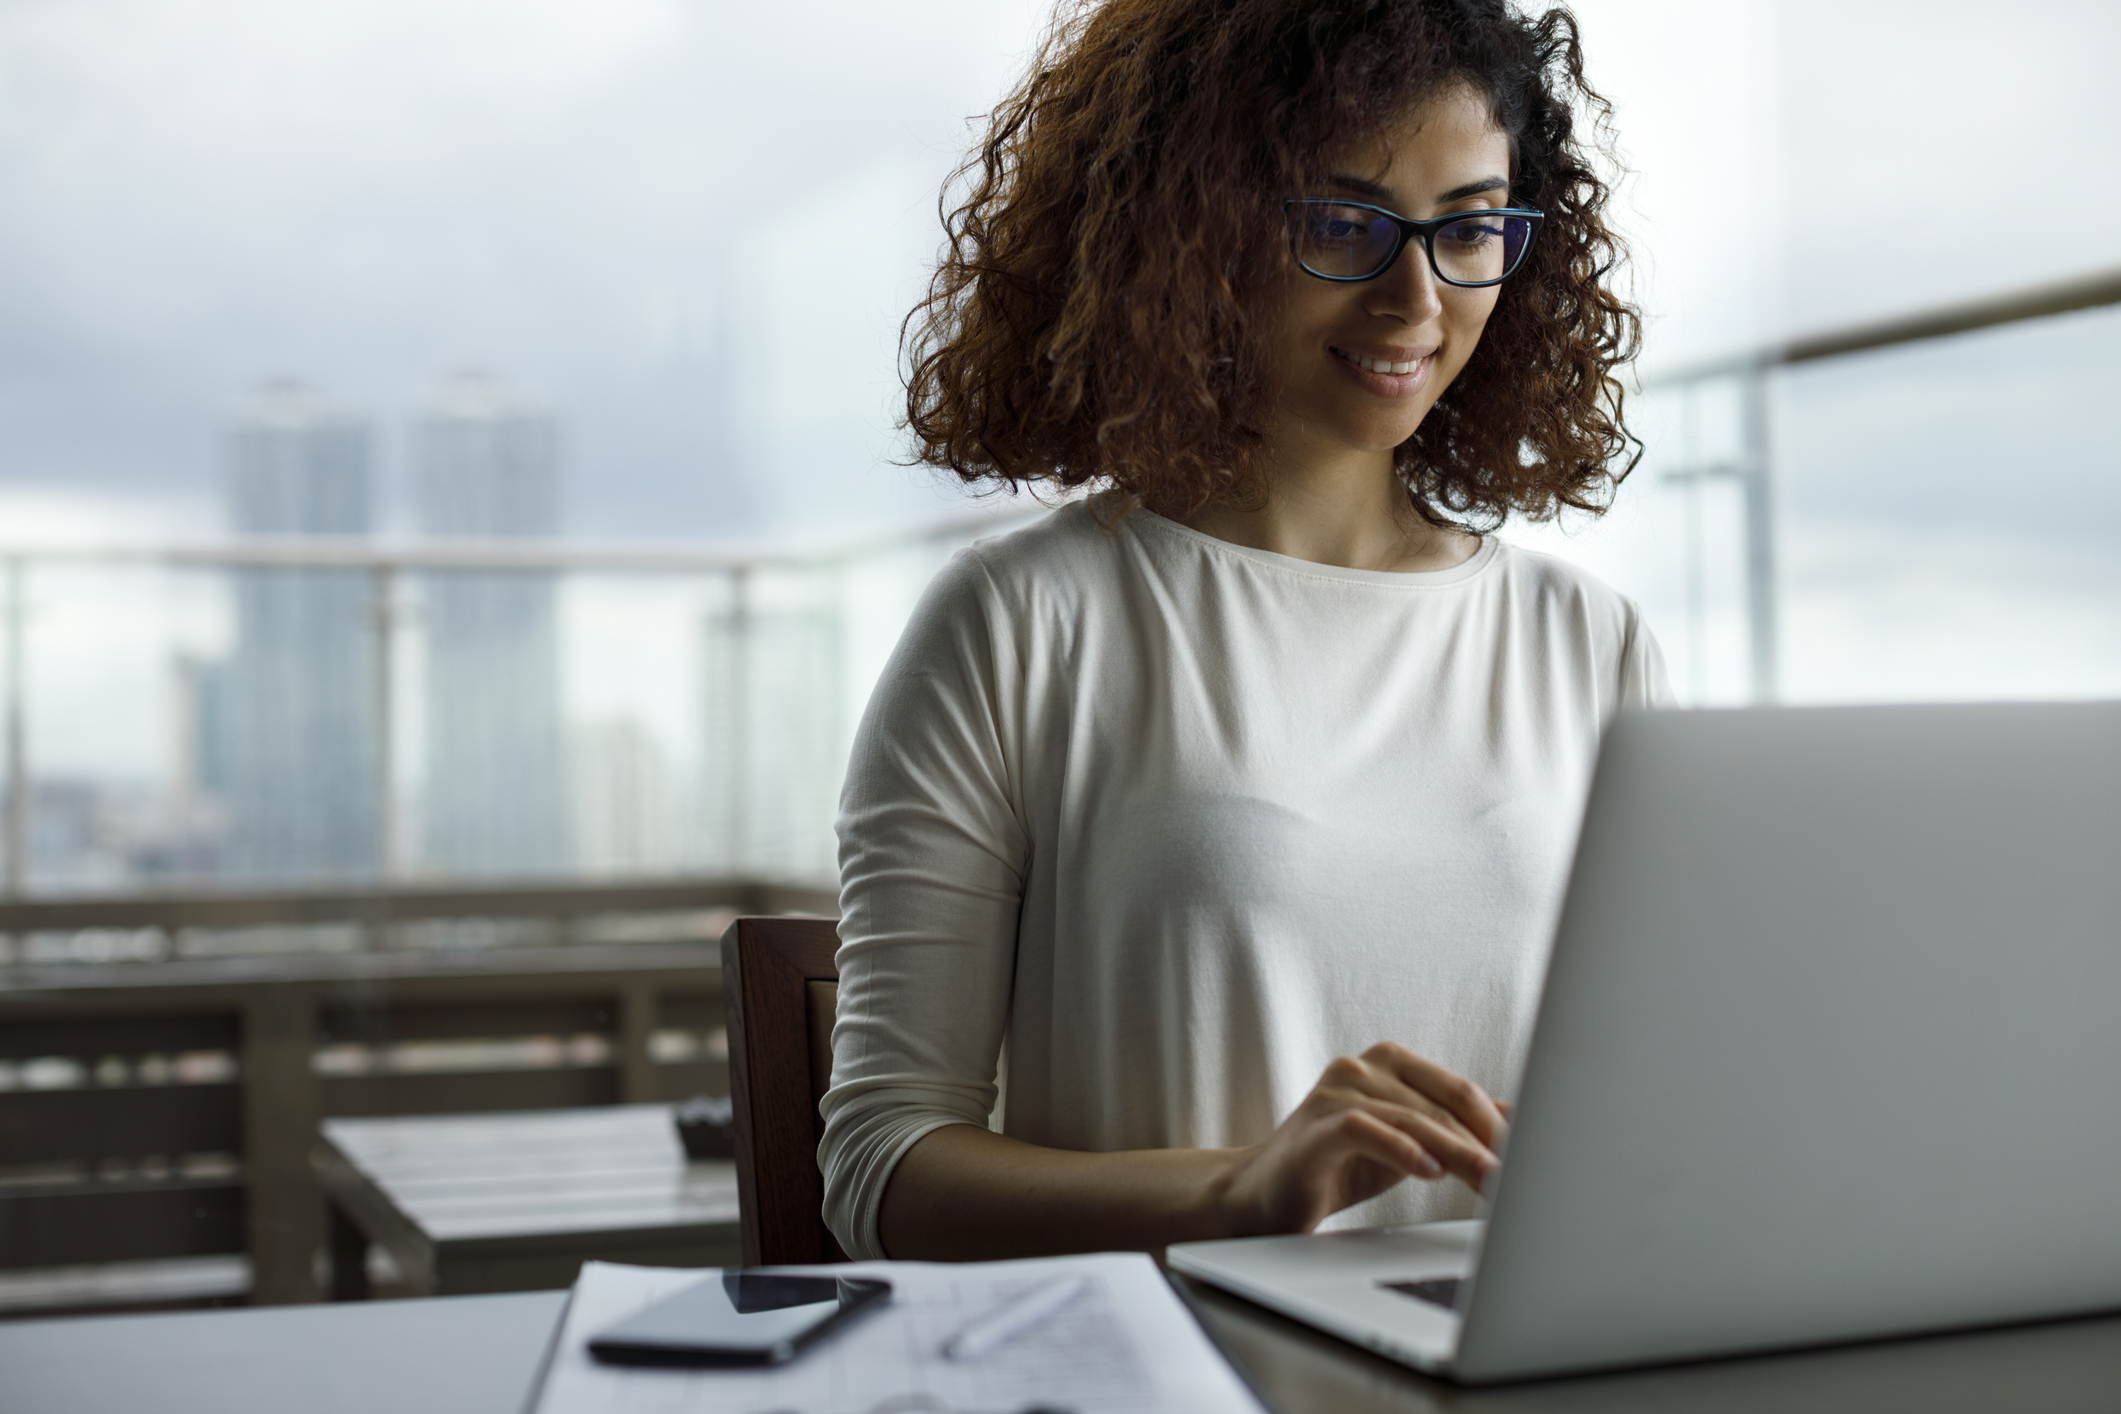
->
<box><xmin>6</xmin><ymin>1277</ymin><xmax>2121</xmax><ymax>1414</ymax></box>
<box><xmin>1</xmin><ymin>1289</ymin><xmax>566</xmax><ymax>1414</ymax></box>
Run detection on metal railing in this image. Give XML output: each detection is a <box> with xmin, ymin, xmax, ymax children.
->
<box><xmin>0</xmin><ymin>502</ymin><xmax>1045</xmax><ymax>900</ymax></box>
<box><xmin>1636</xmin><ymin>264</ymin><xmax>2121</xmax><ymax>703</ymax></box>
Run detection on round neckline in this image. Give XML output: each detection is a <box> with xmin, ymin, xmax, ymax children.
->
<box><xmin>1125</xmin><ymin>505</ymin><xmax>1500</xmax><ymax>587</ymax></box>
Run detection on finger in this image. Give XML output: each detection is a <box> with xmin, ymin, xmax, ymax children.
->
<box><xmin>1361</xmin><ymin>1099</ymin><xmax>1499</xmax><ymax>1191</ymax></box>
<box><xmin>1361</xmin><ymin>1043</ymin><xmax>1509</xmax><ymax>1148</ymax></box>
<box><xmin>1327</xmin><ymin>1108</ymin><xmax>1444</xmax><ymax>1182</ymax></box>
<box><xmin>1320</xmin><ymin>1051</ymin><xmax>1475</xmax><ymax>1133</ymax></box>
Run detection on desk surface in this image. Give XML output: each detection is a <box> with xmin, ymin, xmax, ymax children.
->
<box><xmin>8</xmin><ymin>1276</ymin><xmax>2121</xmax><ymax>1414</ymax></box>
<box><xmin>1176</xmin><ymin>1276</ymin><xmax>2121</xmax><ymax>1413</ymax></box>
<box><xmin>321</xmin><ymin>1104</ymin><xmax>740</xmax><ymax>1244</ymax></box>
<box><xmin>1</xmin><ymin>1289</ymin><xmax>568</xmax><ymax>1414</ymax></box>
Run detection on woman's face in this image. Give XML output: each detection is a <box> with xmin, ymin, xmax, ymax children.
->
<box><xmin>1264</xmin><ymin>84</ymin><xmax>1513</xmax><ymax>466</ymax></box>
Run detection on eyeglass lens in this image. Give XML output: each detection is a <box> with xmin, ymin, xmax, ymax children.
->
<box><xmin>1292</xmin><ymin>203</ymin><xmax>1532</xmax><ymax>285</ymax></box>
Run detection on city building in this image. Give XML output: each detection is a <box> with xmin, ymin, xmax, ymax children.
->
<box><xmin>219</xmin><ymin>379</ymin><xmax>378</xmax><ymax>882</ymax></box>
<box><xmin>414</xmin><ymin>372</ymin><xmax>567</xmax><ymax>877</ymax></box>
<box><xmin>570</xmin><ymin>717</ymin><xmax>679</xmax><ymax>875</ymax></box>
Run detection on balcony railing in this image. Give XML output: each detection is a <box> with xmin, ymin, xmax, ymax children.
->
<box><xmin>1621</xmin><ymin>263</ymin><xmax>2121</xmax><ymax>705</ymax></box>
<box><xmin>0</xmin><ymin>503</ymin><xmax>1045</xmax><ymax>899</ymax></box>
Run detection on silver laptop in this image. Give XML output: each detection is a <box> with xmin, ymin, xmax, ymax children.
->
<box><xmin>1169</xmin><ymin>702</ymin><xmax>2121</xmax><ymax>1383</ymax></box>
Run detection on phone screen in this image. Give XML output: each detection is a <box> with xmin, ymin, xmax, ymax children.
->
<box><xmin>588</xmin><ymin>1274</ymin><xmax>892</xmax><ymax>1366</ymax></box>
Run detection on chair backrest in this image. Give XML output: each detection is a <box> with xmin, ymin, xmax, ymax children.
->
<box><xmin>721</xmin><ymin>915</ymin><xmax>847</xmax><ymax>1267</ymax></box>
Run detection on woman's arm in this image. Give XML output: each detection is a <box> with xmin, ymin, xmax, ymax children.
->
<box><xmin>880</xmin><ymin>1041</ymin><xmax>1509</xmax><ymax>1260</ymax></box>
<box><xmin>828</xmin><ymin>545</ymin><xmax>1509</xmax><ymax>1260</ymax></box>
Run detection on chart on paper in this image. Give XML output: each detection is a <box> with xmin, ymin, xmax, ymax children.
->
<box><xmin>527</xmin><ymin>1256</ymin><xmax>1267</xmax><ymax>1414</ymax></box>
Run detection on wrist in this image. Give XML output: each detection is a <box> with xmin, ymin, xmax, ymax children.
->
<box><xmin>1193</xmin><ymin>1145</ymin><xmax>1264</xmax><ymax>1241</ymax></box>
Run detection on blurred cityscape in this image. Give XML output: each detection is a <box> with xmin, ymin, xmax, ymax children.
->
<box><xmin>0</xmin><ymin>371</ymin><xmax>1014</xmax><ymax>897</ymax></box>
<box><xmin>9</xmin><ymin>269</ymin><xmax>2121</xmax><ymax>900</ymax></box>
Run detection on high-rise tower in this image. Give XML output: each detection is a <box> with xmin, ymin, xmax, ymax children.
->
<box><xmin>221</xmin><ymin>380</ymin><xmax>378</xmax><ymax>881</ymax></box>
<box><xmin>415</xmin><ymin>373</ymin><xmax>566</xmax><ymax>876</ymax></box>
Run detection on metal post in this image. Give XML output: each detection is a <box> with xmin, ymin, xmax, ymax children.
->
<box><xmin>1680</xmin><ymin>386</ymin><xmax>1706</xmax><ymax>705</ymax></box>
<box><xmin>4</xmin><ymin>558</ymin><xmax>24</xmax><ymax>897</ymax></box>
<box><xmin>727</xmin><ymin>566</ymin><xmax>751</xmax><ymax>873</ymax></box>
<box><xmin>370</xmin><ymin>563</ymin><xmax>396</xmax><ymax>937</ymax></box>
<box><xmin>1740</xmin><ymin>362</ymin><xmax>1779</xmax><ymax>704</ymax></box>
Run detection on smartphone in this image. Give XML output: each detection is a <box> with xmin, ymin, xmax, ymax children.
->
<box><xmin>587</xmin><ymin>1273</ymin><xmax>892</xmax><ymax>1367</ymax></box>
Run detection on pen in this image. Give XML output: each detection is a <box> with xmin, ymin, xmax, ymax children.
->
<box><xmin>941</xmin><ymin>1275</ymin><xmax>1090</xmax><ymax>1363</ymax></box>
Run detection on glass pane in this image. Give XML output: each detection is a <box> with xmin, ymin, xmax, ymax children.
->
<box><xmin>1292</xmin><ymin>203</ymin><xmax>1395</xmax><ymax>278</ymax></box>
<box><xmin>1431</xmin><ymin>214</ymin><xmax>1526</xmax><ymax>285</ymax></box>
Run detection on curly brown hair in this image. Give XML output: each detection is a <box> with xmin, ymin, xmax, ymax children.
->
<box><xmin>902</xmin><ymin>0</ymin><xmax>1641</xmax><ymax>527</ymax></box>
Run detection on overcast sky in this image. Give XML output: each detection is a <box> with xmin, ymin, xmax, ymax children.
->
<box><xmin>2</xmin><ymin>0</ymin><xmax>2115</xmax><ymax>544</ymax></box>
<box><xmin>1</xmin><ymin>0</ymin><xmax>2116</xmax><ymax>805</ymax></box>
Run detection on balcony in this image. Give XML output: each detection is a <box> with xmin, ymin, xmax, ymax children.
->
<box><xmin>6</xmin><ymin>265</ymin><xmax>2121</xmax><ymax>1318</ymax></box>
<box><xmin>0</xmin><ymin>510</ymin><xmax>1026</xmax><ymax>1316</ymax></box>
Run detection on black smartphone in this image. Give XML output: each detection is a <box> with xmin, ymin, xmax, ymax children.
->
<box><xmin>587</xmin><ymin>1273</ymin><xmax>892</xmax><ymax>1367</ymax></box>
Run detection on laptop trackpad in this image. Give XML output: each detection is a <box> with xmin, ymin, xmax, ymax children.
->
<box><xmin>1382</xmin><ymin>1276</ymin><xmax>1462</xmax><ymax>1310</ymax></box>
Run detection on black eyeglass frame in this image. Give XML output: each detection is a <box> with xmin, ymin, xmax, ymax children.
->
<box><xmin>1281</xmin><ymin>199</ymin><xmax>1545</xmax><ymax>287</ymax></box>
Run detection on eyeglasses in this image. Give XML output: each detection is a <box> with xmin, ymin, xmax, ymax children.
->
<box><xmin>1282</xmin><ymin>199</ymin><xmax>1543</xmax><ymax>287</ymax></box>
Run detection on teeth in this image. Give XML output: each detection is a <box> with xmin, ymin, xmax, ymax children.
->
<box><xmin>1340</xmin><ymin>349</ymin><xmax>1424</xmax><ymax>375</ymax></box>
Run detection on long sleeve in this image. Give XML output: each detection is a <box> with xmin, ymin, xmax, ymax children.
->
<box><xmin>819</xmin><ymin>548</ymin><xmax>1031</xmax><ymax>1259</ymax></box>
<box><xmin>817</xmin><ymin>503</ymin><xmax>1670</xmax><ymax>1254</ymax></box>
<box><xmin>1619</xmin><ymin>599</ymin><xmax>1675</xmax><ymax>709</ymax></box>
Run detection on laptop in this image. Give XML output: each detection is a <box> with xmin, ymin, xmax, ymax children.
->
<box><xmin>1168</xmin><ymin>701</ymin><xmax>2121</xmax><ymax>1383</ymax></box>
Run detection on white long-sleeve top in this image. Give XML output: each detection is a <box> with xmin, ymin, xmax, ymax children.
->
<box><xmin>821</xmin><ymin>500</ymin><xmax>1669</xmax><ymax>1259</ymax></box>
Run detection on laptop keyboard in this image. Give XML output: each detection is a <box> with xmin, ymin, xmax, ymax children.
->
<box><xmin>1380</xmin><ymin>1277</ymin><xmax>1462</xmax><ymax>1310</ymax></box>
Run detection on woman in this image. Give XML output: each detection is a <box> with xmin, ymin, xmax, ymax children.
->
<box><xmin>822</xmin><ymin>0</ymin><xmax>1663</xmax><ymax>1262</ymax></box>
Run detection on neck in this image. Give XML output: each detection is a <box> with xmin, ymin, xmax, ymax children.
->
<box><xmin>1183</xmin><ymin>444</ymin><xmax>1477</xmax><ymax>574</ymax></box>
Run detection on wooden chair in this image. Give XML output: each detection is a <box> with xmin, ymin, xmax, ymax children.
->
<box><xmin>721</xmin><ymin>916</ymin><xmax>848</xmax><ymax>1266</ymax></box>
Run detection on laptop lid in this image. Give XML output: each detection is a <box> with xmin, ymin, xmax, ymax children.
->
<box><xmin>1453</xmin><ymin>702</ymin><xmax>2121</xmax><ymax>1382</ymax></box>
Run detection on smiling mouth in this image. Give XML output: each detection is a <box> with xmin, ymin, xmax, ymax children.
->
<box><xmin>1330</xmin><ymin>346</ymin><xmax>1432</xmax><ymax>375</ymax></box>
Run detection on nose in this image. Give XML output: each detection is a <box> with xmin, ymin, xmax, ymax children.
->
<box><xmin>1364</xmin><ymin>239</ymin><xmax>1445</xmax><ymax>327</ymax></box>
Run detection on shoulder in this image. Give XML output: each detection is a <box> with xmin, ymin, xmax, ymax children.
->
<box><xmin>964</xmin><ymin>495</ymin><xmax>1133</xmax><ymax>576</ymax></box>
<box><xmin>1483</xmin><ymin>538</ymin><xmax>1670</xmax><ymax>706</ymax></box>
<box><xmin>942</xmin><ymin>496</ymin><xmax>1139</xmax><ymax>618</ymax></box>
<box><xmin>892</xmin><ymin>499</ymin><xmax>1118</xmax><ymax>661</ymax></box>
<box><xmin>1484</xmin><ymin>538</ymin><xmax>1646</xmax><ymax>630</ymax></box>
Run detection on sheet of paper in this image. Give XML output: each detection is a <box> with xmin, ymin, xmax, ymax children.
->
<box><xmin>525</xmin><ymin>1253</ymin><xmax>1269</xmax><ymax>1414</ymax></box>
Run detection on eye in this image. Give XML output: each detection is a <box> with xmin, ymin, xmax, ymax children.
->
<box><xmin>1308</xmin><ymin>215</ymin><xmax>1370</xmax><ymax>243</ymax></box>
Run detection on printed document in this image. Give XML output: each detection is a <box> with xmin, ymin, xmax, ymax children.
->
<box><xmin>524</xmin><ymin>1253</ymin><xmax>1268</xmax><ymax>1414</ymax></box>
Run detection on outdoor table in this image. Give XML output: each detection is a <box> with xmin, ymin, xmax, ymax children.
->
<box><xmin>314</xmin><ymin>1102</ymin><xmax>740</xmax><ymax>1298</ymax></box>
<box><xmin>6</xmin><ymin>1276</ymin><xmax>2121</xmax><ymax>1414</ymax></box>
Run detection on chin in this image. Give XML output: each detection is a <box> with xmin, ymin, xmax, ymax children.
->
<box><xmin>1282</xmin><ymin>390</ymin><xmax>1437</xmax><ymax>456</ymax></box>
<box><xmin>1318</xmin><ymin>396</ymin><xmax>1438</xmax><ymax>451</ymax></box>
<box><xmin>1341</xmin><ymin>415</ymin><xmax>1431</xmax><ymax>453</ymax></box>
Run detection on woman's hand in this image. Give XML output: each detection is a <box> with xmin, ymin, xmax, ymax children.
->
<box><xmin>1213</xmin><ymin>1042</ymin><xmax>1509</xmax><ymax>1237</ymax></box>
<box><xmin>877</xmin><ymin>1044</ymin><xmax>1510</xmax><ymax>1259</ymax></box>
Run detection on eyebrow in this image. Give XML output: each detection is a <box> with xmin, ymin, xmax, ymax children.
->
<box><xmin>1327</xmin><ymin>172</ymin><xmax>1511</xmax><ymax>207</ymax></box>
